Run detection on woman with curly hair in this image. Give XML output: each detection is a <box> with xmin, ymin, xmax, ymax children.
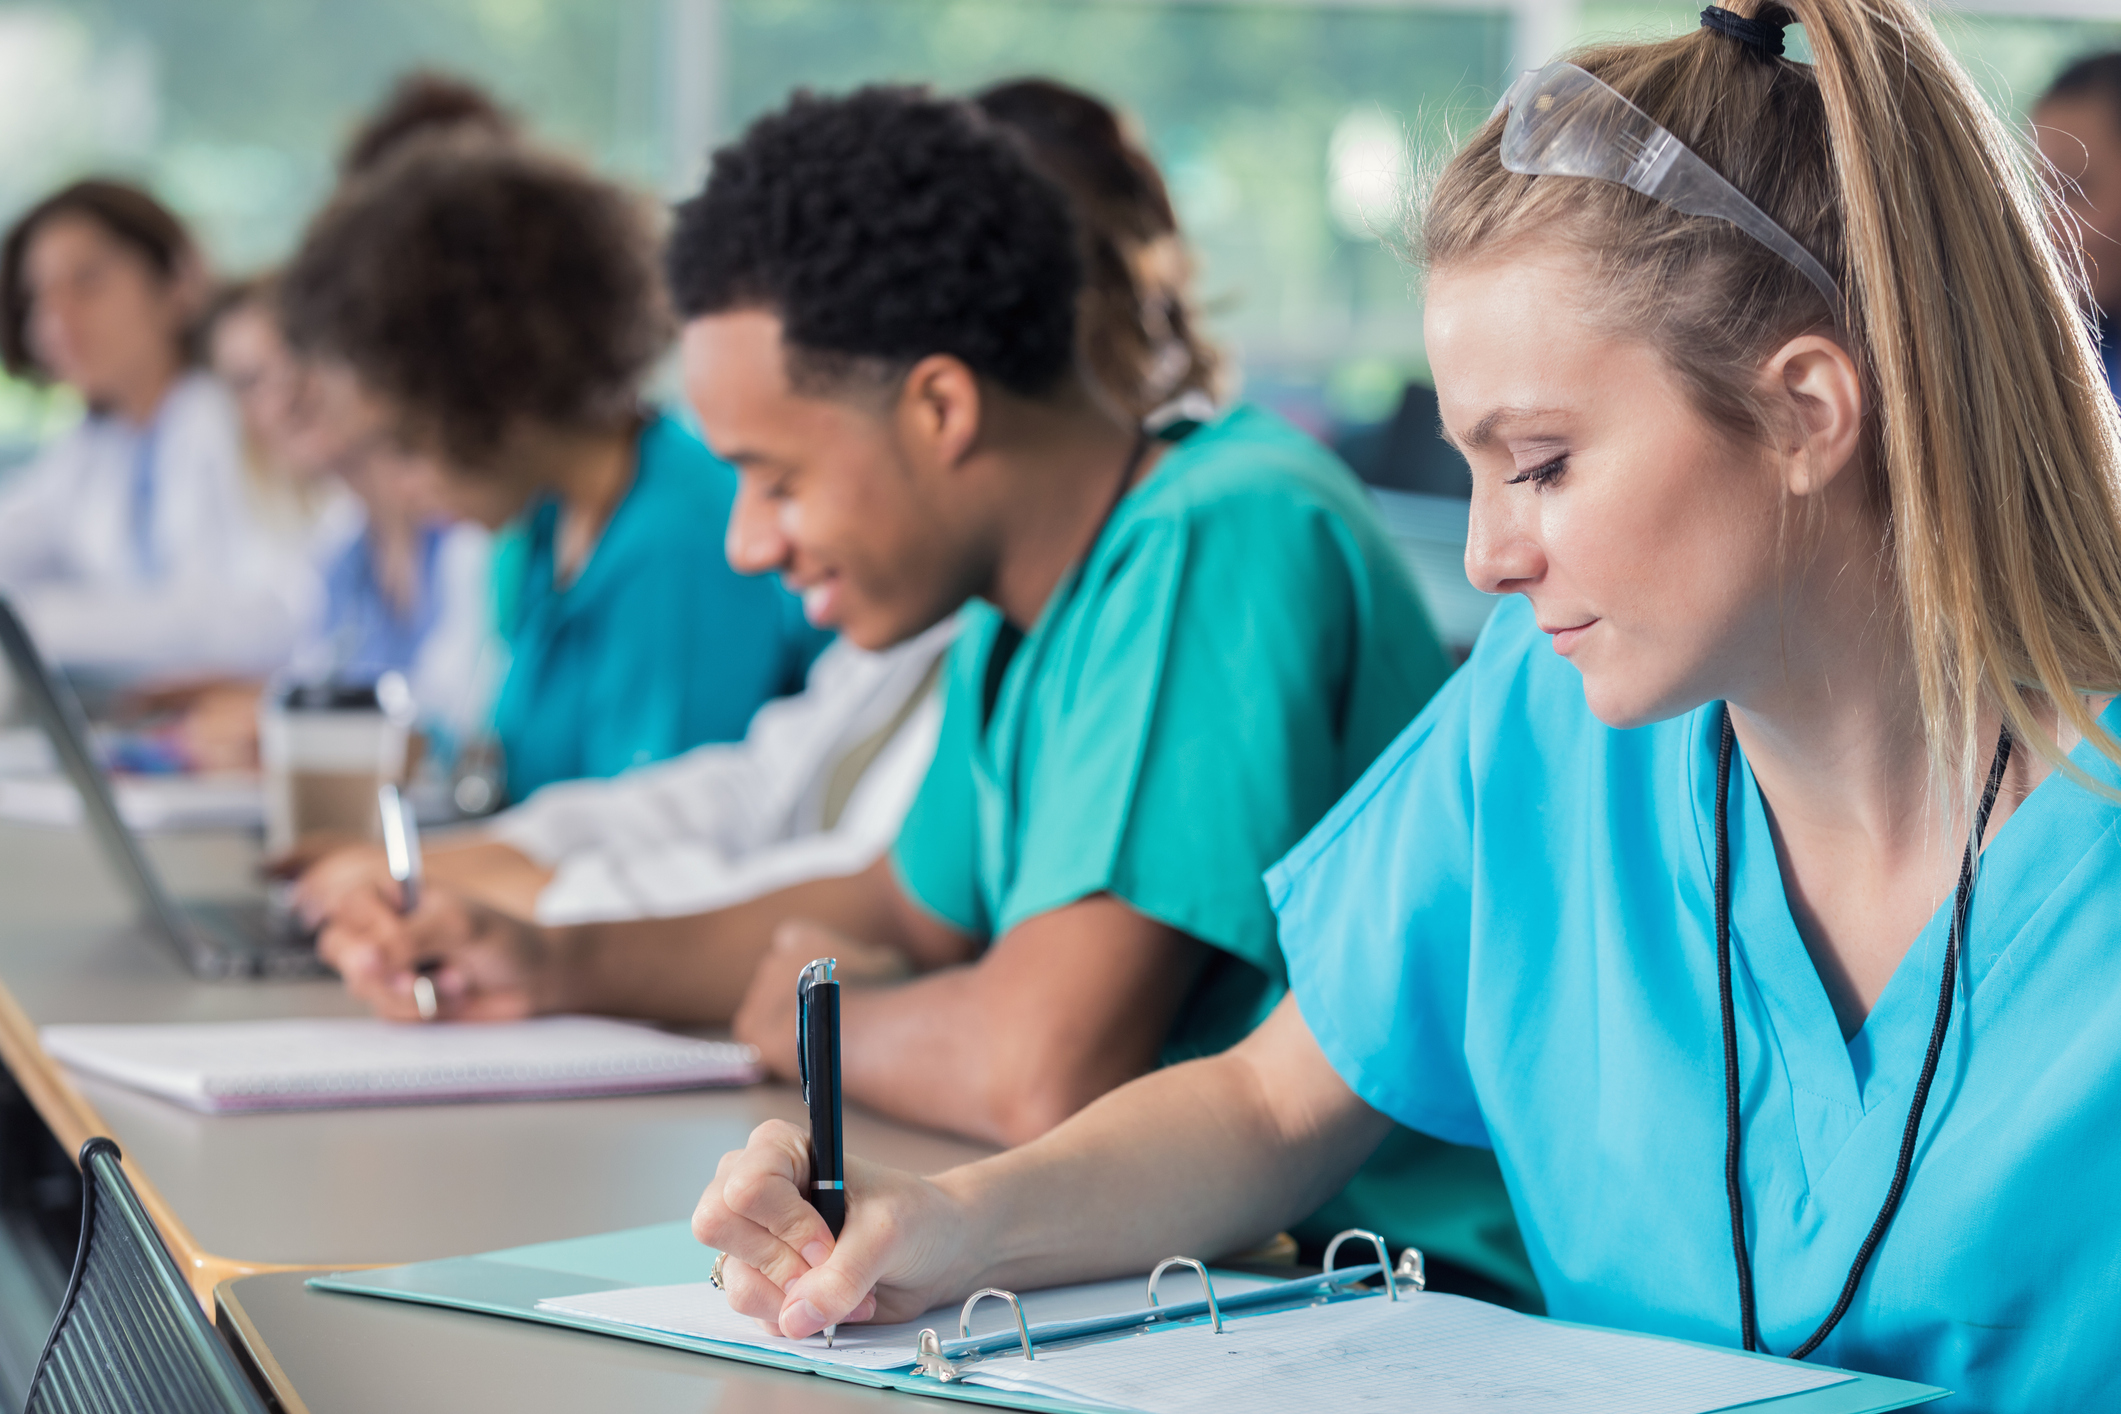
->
<box><xmin>279</xmin><ymin>137</ymin><xmax>826</xmax><ymax>804</ymax></box>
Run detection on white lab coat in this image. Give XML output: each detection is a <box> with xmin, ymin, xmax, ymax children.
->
<box><xmin>0</xmin><ymin>372</ymin><xmax>311</xmax><ymax>675</ymax></box>
<box><xmin>486</xmin><ymin>616</ymin><xmax>958</xmax><ymax>924</ymax></box>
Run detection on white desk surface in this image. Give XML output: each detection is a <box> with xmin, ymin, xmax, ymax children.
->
<box><xmin>0</xmin><ymin>817</ymin><xmax>989</xmax><ymax>1409</ymax></box>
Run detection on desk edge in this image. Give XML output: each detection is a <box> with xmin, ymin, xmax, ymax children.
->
<box><xmin>0</xmin><ymin>967</ymin><xmax>375</xmax><ymax>1307</ymax></box>
<box><xmin>215</xmin><ymin>1277</ymin><xmax>315</xmax><ymax>1414</ymax></box>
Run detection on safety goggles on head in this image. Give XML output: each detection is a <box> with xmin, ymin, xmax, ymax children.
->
<box><xmin>1491</xmin><ymin>60</ymin><xmax>1843</xmax><ymax>316</ymax></box>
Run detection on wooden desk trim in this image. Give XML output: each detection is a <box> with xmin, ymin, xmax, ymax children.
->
<box><xmin>0</xmin><ymin>972</ymin><xmax>370</xmax><ymax>1310</ymax></box>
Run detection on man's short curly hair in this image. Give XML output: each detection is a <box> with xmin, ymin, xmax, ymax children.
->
<box><xmin>667</xmin><ymin>86</ymin><xmax>1080</xmax><ymax>399</ymax></box>
<box><xmin>280</xmin><ymin>138</ymin><xmax>670</xmax><ymax>468</ymax></box>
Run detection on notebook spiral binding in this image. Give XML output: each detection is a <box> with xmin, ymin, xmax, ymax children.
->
<box><xmin>911</xmin><ymin>1229</ymin><xmax>1425</xmax><ymax>1384</ymax></box>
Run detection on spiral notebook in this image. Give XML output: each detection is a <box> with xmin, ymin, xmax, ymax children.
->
<box><xmin>41</xmin><ymin>1016</ymin><xmax>762</xmax><ymax>1113</ymax></box>
<box><xmin>309</xmin><ymin>1221</ymin><xmax>1948</xmax><ymax>1414</ymax></box>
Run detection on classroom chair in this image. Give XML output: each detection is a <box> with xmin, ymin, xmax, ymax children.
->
<box><xmin>21</xmin><ymin>1138</ymin><xmax>268</xmax><ymax>1414</ymax></box>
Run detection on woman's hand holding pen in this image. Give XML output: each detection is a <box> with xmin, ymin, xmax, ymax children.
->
<box><xmin>694</xmin><ymin>1118</ymin><xmax>976</xmax><ymax>1338</ymax></box>
<box><xmin>317</xmin><ymin>886</ymin><xmax>556</xmax><ymax>1022</ymax></box>
<box><xmin>694</xmin><ymin>1002</ymin><xmax>1393</xmax><ymax>1344</ymax></box>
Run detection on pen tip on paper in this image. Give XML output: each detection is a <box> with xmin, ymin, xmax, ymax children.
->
<box><xmin>826</xmin><ymin>1324</ymin><xmax>836</xmax><ymax>1348</ymax></box>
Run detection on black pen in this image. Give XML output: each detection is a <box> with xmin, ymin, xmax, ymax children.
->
<box><xmin>798</xmin><ymin>957</ymin><xmax>844</xmax><ymax>1345</ymax></box>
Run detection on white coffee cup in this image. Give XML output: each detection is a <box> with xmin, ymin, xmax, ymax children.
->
<box><xmin>259</xmin><ymin>673</ymin><xmax>416</xmax><ymax>854</ymax></box>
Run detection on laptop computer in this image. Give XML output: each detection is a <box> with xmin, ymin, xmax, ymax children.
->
<box><xmin>0</xmin><ymin>595</ymin><xmax>327</xmax><ymax>980</ymax></box>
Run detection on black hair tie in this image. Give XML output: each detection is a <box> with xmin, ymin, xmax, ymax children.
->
<box><xmin>1700</xmin><ymin>5</ymin><xmax>1790</xmax><ymax>59</ymax></box>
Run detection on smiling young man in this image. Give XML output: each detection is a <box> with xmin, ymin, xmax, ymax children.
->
<box><xmin>316</xmin><ymin>86</ymin><xmax>1535</xmax><ymax>1306</ymax></box>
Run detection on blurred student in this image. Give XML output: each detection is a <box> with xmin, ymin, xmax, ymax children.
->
<box><xmin>278</xmin><ymin>138</ymin><xmax>826</xmax><ymax>804</ymax></box>
<box><xmin>975</xmin><ymin>77</ymin><xmax>1220</xmax><ymax>424</ymax></box>
<box><xmin>335</xmin><ymin>69</ymin><xmax>527</xmax><ymax>662</ymax></box>
<box><xmin>337</xmin><ymin>69</ymin><xmax>521</xmax><ymax>180</ymax></box>
<box><xmin>0</xmin><ymin>180</ymin><xmax>305</xmax><ymax>677</ymax></box>
<box><xmin>176</xmin><ymin>282</ymin><xmax>495</xmax><ymax>769</ymax></box>
<box><xmin>2034</xmin><ymin>52</ymin><xmax>2121</xmax><ymax>398</ymax></box>
<box><xmin>314</xmin><ymin>88</ymin><xmax>1534</xmax><ymax>1308</ymax></box>
<box><xmin>202</xmin><ymin>276</ymin><xmax>358</xmax><ymax>569</ymax></box>
<box><xmin>292</xmin><ymin>76</ymin><xmax>1229</xmax><ymax>930</ymax></box>
<box><xmin>154</xmin><ymin>75</ymin><xmax>527</xmax><ymax>771</ymax></box>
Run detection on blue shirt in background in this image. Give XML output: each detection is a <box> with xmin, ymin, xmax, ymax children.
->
<box><xmin>492</xmin><ymin>414</ymin><xmax>828</xmax><ymax>802</ymax></box>
<box><xmin>1271</xmin><ymin>593</ymin><xmax>2121</xmax><ymax>1410</ymax></box>
<box><xmin>318</xmin><ymin>522</ymin><xmax>446</xmax><ymax>681</ymax></box>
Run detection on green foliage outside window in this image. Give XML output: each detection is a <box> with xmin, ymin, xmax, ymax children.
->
<box><xmin>1</xmin><ymin>0</ymin><xmax>2115</xmax><ymax>461</ymax></box>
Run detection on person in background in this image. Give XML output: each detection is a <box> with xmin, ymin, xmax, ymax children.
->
<box><xmin>313</xmin><ymin>87</ymin><xmax>1535</xmax><ymax>1311</ymax></box>
<box><xmin>336</xmin><ymin>69</ymin><xmax>521</xmax><ymax>181</ymax></box>
<box><xmin>174</xmin><ymin>281</ymin><xmax>497</xmax><ymax>770</ymax></box>
<box><xmin>334</xmin><ymin>69</ymin><xmax>528</xmax><ymax>687</ymax></box>
<box><xmin>283</xmin><ymin>360</ymin><xmax>496</xmax><ymax>745</ymax></box>
<box><xmin>286</xmin><ymin>75</ymin><xmax>1239</xmax><ymax>934</ymax></box>
<box><xmin>0</xmin><ymin>180</ymin><xmax>306</xmax><ymax>679</ymax></box>
<box><xmin>200</xmin><ymin>275</ymin><xmax>359</xmax><ymax>575</ymax></box>
<box><xmin>2033</xmin><ymin>52</ymin><xmax>2121</xmax><ymax>399</ymax></box>
<box><xmin>974</xmin><ymin>77</ymin><xmax>1220</xmax><ymax>425</ymax></box>
<box><xmin>277</xmin><ymin>136</ymin><xmax>826</xmax><ymax>805</ymax></box>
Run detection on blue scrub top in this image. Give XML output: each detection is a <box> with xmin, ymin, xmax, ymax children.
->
<box><xmin>492</xmin><ymin>414</ymin><xmax>828</xmax><ymax>801</ymax></box>
<box><xmin>1270</xmin><ymin>594</ymin><xmax>2121</xmax><ymax>1410</ymax></box>
<box><xmin>317</xmin><ymin>522</ymin><xmax>446</xmax><ymax>680</ymax></box>
<box><xmin>892</xmin><ymin>407</ymin><xmax>1538</xmax><ymax>1306</ymax></box>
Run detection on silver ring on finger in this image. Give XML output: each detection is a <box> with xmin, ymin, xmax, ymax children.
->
<box><xmin>710</xmin><ymin>1250</ymin><xmax>729</xmax><ymax>1291</ymax></box>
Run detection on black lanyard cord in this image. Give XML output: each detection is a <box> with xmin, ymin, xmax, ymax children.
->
<box><xmin>1715</xmin><ymin>708</ymin><xmax>2013</xmax><ymax>1358</ymax></box>
<box><xmin>1713</xmin><ymin>715</ymin><xmax>1758</xmax><ymax>1351</ymax></box>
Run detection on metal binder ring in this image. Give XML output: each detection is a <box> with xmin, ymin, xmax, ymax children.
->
<box><xmin>914</xmin><ymin>1327</ymin><xmax>964</xmax><ymax>1382</ymax></box>
<box><xmin>1146</xmin><ymin>1256</ymin><xmax>1223</xmax><ymax>1333</ymax></box>
<box><xmin>960</xmin><ymin>1288</ymin><xmax>1035</xmax><ymax>1361</ymax></box>
<box><xmin>1322</xmin><ymin>1228</ymin><xmax>1399</xmax><ymax>1301</ymax></box>
<box><xmin>1395</xmin><ymin>1246</ymin><xmax>1428</xmax><ymax>1293</ymax></box>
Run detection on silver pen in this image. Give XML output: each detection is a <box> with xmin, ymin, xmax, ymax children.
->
<box><xmin>376</xmin><ymin>783</ymin><xmax>435</xmax><ymax>1022</ymax></box>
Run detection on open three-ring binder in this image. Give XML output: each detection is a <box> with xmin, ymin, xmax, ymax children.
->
<box><xmin>310</xmin><ymin>1221</ymin><xmax>1947</xmax><ymax>1413</ymax></box>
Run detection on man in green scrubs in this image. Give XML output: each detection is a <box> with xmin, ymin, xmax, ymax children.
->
<box><xmin>318</xmin><ymin>86</ymin><xmax>1534</xmax><ymax>1307</ymax></box>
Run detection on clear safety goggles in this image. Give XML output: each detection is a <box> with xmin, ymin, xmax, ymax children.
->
<box><xmin>1492</xmin><ymin>61</ymin><xmax>1843</xmax><ymax>316</ymax></box>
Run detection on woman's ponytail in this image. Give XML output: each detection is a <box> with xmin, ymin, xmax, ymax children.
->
<box><xmin>1423</xmin><ymin>0</ymin><xmax>2121</xmax><ymax>799</ymax></box>
<box><xmin>1790</xmin><ymin>0</ymin><xmax>2121</xmax><ymax>799</ymax></box>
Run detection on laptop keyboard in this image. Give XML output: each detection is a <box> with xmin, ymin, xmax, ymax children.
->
<box><xmin>180</xmin><ymin>899</ymin><xmax>330</xmax><ymax>979</ymax></box>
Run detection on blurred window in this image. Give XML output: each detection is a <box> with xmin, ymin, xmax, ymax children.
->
<box><xmin>1</xmin><ymin>0</ymin><xmax>2113</xmax><ymax>466</ymax></box>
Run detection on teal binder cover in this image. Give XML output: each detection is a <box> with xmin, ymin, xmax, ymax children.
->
<box><xmin>308</xmin><ymin>1221</ymin><xmax>1948</xmax><ymax>1414</ymax></box>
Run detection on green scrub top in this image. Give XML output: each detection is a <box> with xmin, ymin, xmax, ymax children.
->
<box><xmin>891</xmin><ymin>405</ymin><xmax>1538</xmax><ymax>1306</ymax></box>
<box><xmin>492</xmin><ymin>413</ymin><xmax>828</xmax><ymax>801</ymax></box>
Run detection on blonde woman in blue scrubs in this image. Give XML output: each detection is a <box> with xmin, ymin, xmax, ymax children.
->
<box><xmin>692</xmin><ymin>0</ymin><xmax>2121</xmax><ymax>1406</ymax></box>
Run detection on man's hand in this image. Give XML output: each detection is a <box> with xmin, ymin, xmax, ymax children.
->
<box><xmin>318</xmin><ymin>887</ymin><xmax>560</xmax><ymax>1022</ymax></box>
<box><xmin>732</xmin><ymin>921</ymin><xmax>913</xmax><ymax>1079</ymax></box>
<box><xmin>693</xmin><ymin>1118</ymin><xmax>975</xmax><ymax>1335</ymax></box>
